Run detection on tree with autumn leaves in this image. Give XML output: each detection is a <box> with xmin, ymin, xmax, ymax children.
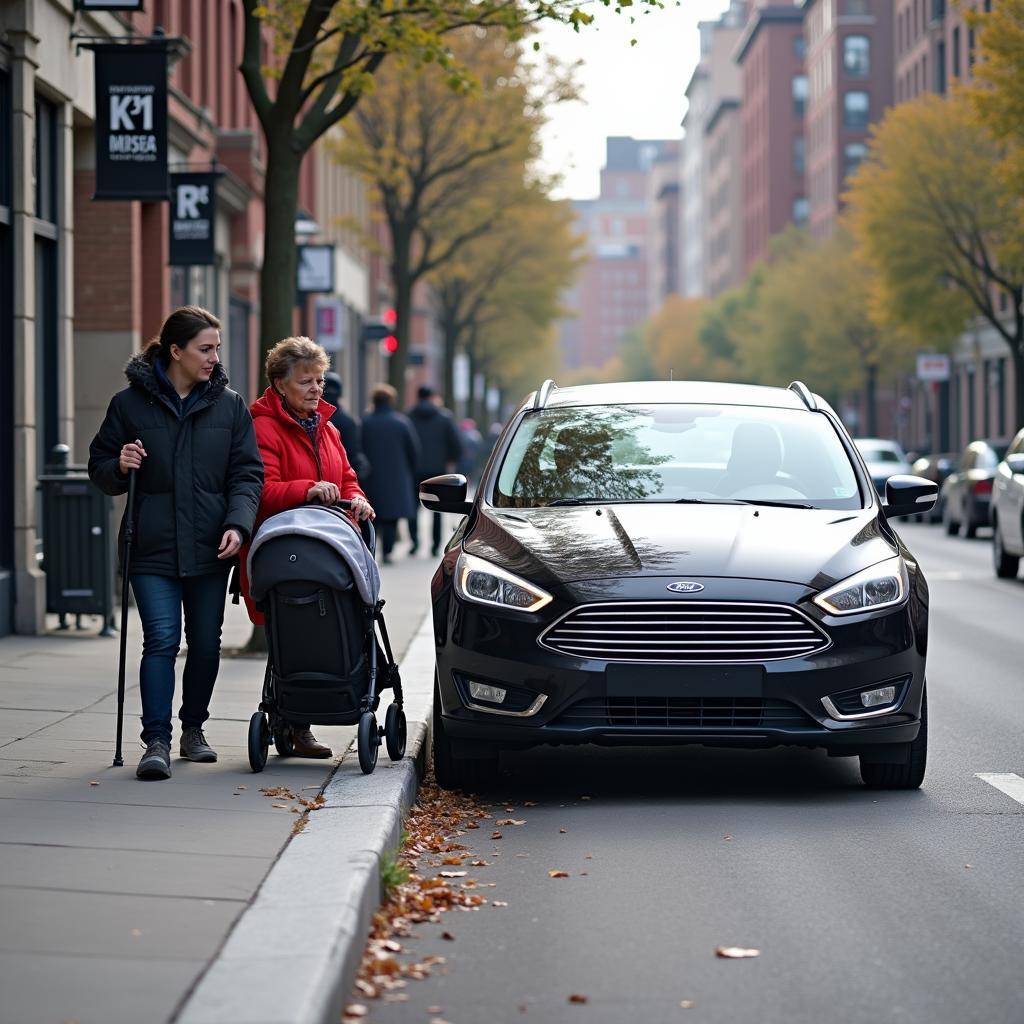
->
<box><xmin>239</xmin><ymin>0</ymin><xmax>660</xmax><ymax>369</ymax></box>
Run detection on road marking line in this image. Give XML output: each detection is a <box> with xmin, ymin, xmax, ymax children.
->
<box><xmin>976</xmin><ymin>773</ymin><xmax>1024</xmax><ymax>805</ymax></box>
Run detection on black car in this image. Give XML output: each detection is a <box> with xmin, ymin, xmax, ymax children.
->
<box><xmin>420</xmin><ymin>380</ymin><xmax>938</xmax><ymax>792</ymax></box>
<box><xmin>941</xmin><ymin>438</ymin><xmax>1010</xmax><ymax>538</ymax></box>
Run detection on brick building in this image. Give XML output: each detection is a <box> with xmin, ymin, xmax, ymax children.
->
<box><xmin>735</xmin><ymin>3</ymin><xmax>807</xmax><ymax>273</ymax></box>
<box><xmin>803</xmin><ymin>0</ymin><xmax>893</xmax><ymax>238</ymax></box>
<box><xmin>0</xmin><ymin>0</ymin><xmax>372</xmax><ymax>636</ymax></box>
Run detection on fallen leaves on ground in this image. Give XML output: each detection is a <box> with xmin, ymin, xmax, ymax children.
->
<box><xmin>260</xmin><ymin>785</ymin><xmax>326</xmax><ymax>817</ymax></box>
<box><xmin>715</xmin><ymin>946</ymin><xmax>760</xmax><ymax>959</ymax></box>
<box><xmin>351</xmin><ymin>776</ymin><xmax>504</xmax><ymax>1007</ymax></box>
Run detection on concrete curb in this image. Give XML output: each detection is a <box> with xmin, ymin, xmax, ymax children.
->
<box><xmin>175</xmin><ymin>612</ymin><xmax>436</xmax><ymax>1024</ymax></box>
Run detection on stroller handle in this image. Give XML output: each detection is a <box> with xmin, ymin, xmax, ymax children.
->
<box><xmin>315</xmin><ymin>500</ymin><xmax>376</xmax><ymax>555</ymax></box>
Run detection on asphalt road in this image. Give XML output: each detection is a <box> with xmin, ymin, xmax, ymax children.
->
<box><xmin>363</xmin><ymin>521</ymin><xmax>1024</xmax><ymax>1024</ymax></box>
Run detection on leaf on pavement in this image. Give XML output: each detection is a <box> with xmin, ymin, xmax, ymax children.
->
<box><xmin>568</xmin><ymin>993</ymin><xmax>589</xmax><ymax>1003</ymax></box>
<box><xmin>491</xmin><ymin>831</ymin><xmax>503</xmax><ymax>840</ymax></box>
<box><xmin>495</xmin><ymin>818</ymin><xmax>526</xmax><ymax>826</ymax></box>
<box><xmin>715</xmin><ymin>946</ymin><xmax>760</xmax><ymax>959</ymax></box>
<box><xmin>492</xmin><ymin>900</ymin><xmax>509</xmax><ymax>907</ymax></box>
<box><xmin>548</xmin><ymin>870</ymin><xmax>569</xmax><ymax>878</ymax></box>
<box><xmin>438</xmin><ymin>870</ymin><xmax>467</xmax><ymax>878</ymax></box>
<box><xmin>680</xmin><ymin>1000</ymin><xmax>696</xmax><ymax>1008</ymax></box>
<box><xmin>560</xmin><ymin>828</ymin><xmax>568</xmax><ymax>833</ymax></box>
<box><xmin>441</xmin><ymin>931</ymin><xmax>455</xmax><ymax>940</ymax></box>
<box><xmin>343</xmin><ymin>1005</ymin><xmax>368</xmax><ymax>1019</ymax></box>
<box><xmin>441</xmin><ymin>856</ymin><xmax>464</xmax><ymax>865</ymax></box>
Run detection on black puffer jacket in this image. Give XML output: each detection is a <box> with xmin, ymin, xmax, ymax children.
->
<box><xmin>88</xmin><ymin>355</ymin><xmax>263</xmax><ymax>578</ymax></box>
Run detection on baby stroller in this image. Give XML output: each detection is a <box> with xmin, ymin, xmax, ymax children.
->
<box><xmin>245</xmin><ymin>501</ymin><xmax>406</xmax><ymax>775</ymax></box>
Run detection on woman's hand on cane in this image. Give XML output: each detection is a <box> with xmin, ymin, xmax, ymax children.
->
<box><xmin>119</xmin><ymin>438</ymin><xmax>147</xmax><ymax>475</ymax></box>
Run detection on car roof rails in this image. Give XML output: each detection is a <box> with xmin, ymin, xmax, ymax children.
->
<box><xmin>533</xmin><ymin>379</ymin><xmax>557</xmax><ymax>410</ymax></box>
<box><xmin>788</xmin><ymin>380</ymin><xmax>818</xmax><ymax>411</ymax></box>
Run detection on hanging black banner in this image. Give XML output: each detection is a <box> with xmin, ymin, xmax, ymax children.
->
<box><xmin>92</xmin><ymin>43</ymin><xmax>169</xmax><ymax>201</ymax></box>
<box><xmin>169</xmin><ymin>173</ymin><xmax>218</xmax><ymax>265</ymax></box>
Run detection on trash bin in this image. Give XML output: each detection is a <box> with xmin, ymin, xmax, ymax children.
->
<box><xmin>38</xmin><ymin>444</ymin><xmax>116</xmax><ymax>635</ymax></box>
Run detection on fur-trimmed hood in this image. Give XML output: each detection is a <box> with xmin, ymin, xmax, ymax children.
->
<box><xmin>124</xmin><ymin>352</ymin><xmax>228</xmax><ymax>403</ymax></box>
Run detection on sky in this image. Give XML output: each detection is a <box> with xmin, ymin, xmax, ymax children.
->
<box><xmin>533</xmin><ymin>0</ymin><xmax>732</xmax><ymax>200</ymax></box>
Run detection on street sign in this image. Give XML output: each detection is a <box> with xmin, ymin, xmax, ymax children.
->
<box><xmin>296</xmin><ymin>244</ymin><xmax>334</xmax><ymax>293</ymax></box>
<box><xmin>916</xmin><ymin>353</ymin><xmax>950</xmax><ymax>382</ymax></box>
<box><xmin>169</xmin><ymin>172</ymin><xmax>217</xmax><ymax>265</ymax></box>
<box><xmin>315</xmin><ymin>297</ymin><xmax>345</xmax><ymax>352</ymax></box>
<box><xmin>92</xmin><ymin>43</ymin><xmax>169</xmax><ymax>201</ymax></box>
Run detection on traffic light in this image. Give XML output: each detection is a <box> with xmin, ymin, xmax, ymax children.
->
<box><xmin>382</xmin><ymin>307</ymin><xmax>397</xmax><ymax>327</ymax></box>
<box><xmin>381</xmin><ymin>335</ymin><xmax>399</xmax><ymax>356</ymax></box>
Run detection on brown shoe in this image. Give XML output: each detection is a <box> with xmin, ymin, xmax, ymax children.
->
<box><xmin>290</xmin><ymin>726</ymin><xmax>332</xmax><ymax>759</ymax></box>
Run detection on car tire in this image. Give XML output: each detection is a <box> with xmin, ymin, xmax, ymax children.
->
<box><xmin>859</xmin><ymin>688</ymin><xmax>927</xmax><ymax>791</ymax></box>
<box><xmin>943</xmin><ymin>503</ymin><xmax>960</xmax><ymax>536</ymax></box>
<box><xmin>993</xmin><ymin>520</ymin><xmax>1020</xmax><ymax>579</ymax></box>
<box><xmin>432</xmin><ymin>673</ymin><xmax>499</xmax><ymax>792</ymax></box>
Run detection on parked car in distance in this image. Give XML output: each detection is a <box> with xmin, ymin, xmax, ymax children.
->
<box><xmin>991</xmin><ymin>428</ymin><xmax>1024</xmax><ymax>578</ymax></box>
<box><xmin>422</xmin><ymin>379</ymin><xmax>938</xmax><ymax>793</ymax></box>
<box><xmin>910</xmin><ymin>453</ymin><xmax>956</xmax><ymax>523</ymax></box>
<box><xmin>941</xmin><ymin>438</ymin><xmax>1010</xmax><ymax>538</ymax></box>
<box><xmin>854</xmin><ymin>438</ymin><xmax>912</xmax><ymax>496</ymax></box>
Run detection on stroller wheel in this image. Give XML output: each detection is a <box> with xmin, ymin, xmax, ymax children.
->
<box><xmin>385</xmin><ymin>703</ymin><xmax>407</xmax><ymax>761</ymax></box>
<box><xmin>273</xmin><ymin>724</ymin><xmax>295</xmax><ymax>758</ymax></box>
<box><xmin>357</xmin><ymin>712</ymin><xmax>379</xmax><ymax>775</ymax></box>
<box><xmin>248</xmin><ymin>712</ymin><xmax>269</xmax><ymax>773</ymax></box>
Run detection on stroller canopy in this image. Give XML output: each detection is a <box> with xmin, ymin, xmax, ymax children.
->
<box><xmin>247</xmin><ymin>506</ymin><xmax>381</xmax><ymax>606</ymax></box>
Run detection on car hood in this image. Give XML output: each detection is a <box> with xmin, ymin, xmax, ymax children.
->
<box><xmin>465</xmin><ymin>504</ymin><xmax>897</xmax><ymax>590</ymax></box>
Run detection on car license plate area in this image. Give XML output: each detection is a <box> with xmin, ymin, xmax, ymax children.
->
<box><xmin>606</xmin><ymin>664</ymin><xmax>764</xmax><ymax>698</ymax></box>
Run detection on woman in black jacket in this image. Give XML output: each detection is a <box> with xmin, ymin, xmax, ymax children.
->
<box><xmin>89</xmin><ymin>306</ymin><xmax>263</xmax><ymax>780</ymax></box>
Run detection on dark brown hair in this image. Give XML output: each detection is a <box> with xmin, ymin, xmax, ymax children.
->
<box><xmin>142</xmin><ymin>306</ymin><xmax>221</xmax><ymax>364</ymax></box>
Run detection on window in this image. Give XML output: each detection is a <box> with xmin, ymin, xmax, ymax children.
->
<box><xmin>793</xmin><ymin>197</ymin><xmax>809</xmax><ymax>225</ymax></box>
<box><xmin>844</xmin><ymin>91</ymin><xmax>870</xmax><ymax>129</ymax></box>
<box><xmin>793</xmin><ymin>35</ymin><xmax>806</xmax><ymax>60</ymax></box>
<box><xmin>793</xmin><ymin>136</ymin><xmax>806</xmax><ymax>177</ymax></box>
<box><xmin>34</xmin><ymin>97</ymin><xmax>58</xmax><ymax>224</ymax></box>
<box><xmin>844</xmin><ymin>35</ymin><xmax>870</xmax><ymax>77</ymax></box>
<box><xmin>936</xmin><ymin>40</ymin><xmax>947</xmax><ymax>93</ymax></box>
<box><xmin>792</xmin><ymin>74</ymin><xmax>808</xmax><ymax>117</ymax></box>
<box><xmin>845</xmin><ymin>0</ymin><xmax>869</xmax><ymax>13</ymax></box>
<box><xmin>844</xmin><ymin>142</ymin><xmax>868</xmax><ymax>179</ymax></box>
<box><xmin>952</xmin><ymin>26</ymin><xmax>961</xmax><ymax>78</ymax></box>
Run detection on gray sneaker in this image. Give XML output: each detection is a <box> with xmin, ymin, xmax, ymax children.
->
<box><xmin>179</xmin><ymin>726</ymin><xmax>218</xmax><ymax>763</ymax></box>
<box><xmin>137</xmin><ymin>739</ymin><xmax>172</xmax><ymax>780</ymax></box>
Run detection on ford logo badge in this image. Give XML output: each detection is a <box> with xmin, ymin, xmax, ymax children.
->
<box><xmin>667</xmin><ymin>581</ymin><xmax>704</xmax><ymax>594</ymax></box>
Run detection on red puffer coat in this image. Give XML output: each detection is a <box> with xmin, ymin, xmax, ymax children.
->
<box><xmin>240</xmin><ymin>387</ymin><xmax>366</xmax><ymax>625</ymax></box>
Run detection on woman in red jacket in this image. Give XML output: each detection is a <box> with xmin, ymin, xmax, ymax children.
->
<box><xmin>243</xmin><ymin>336</ymin><xmax>374</xmax><ymax>758</ymax></box>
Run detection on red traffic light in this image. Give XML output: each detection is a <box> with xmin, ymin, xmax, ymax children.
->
<box><xmin>382</xmin><ymin>307</ymin><xmax>397</xmax><ymax>327</ymax></box>
<box><xmin>380</xmin><ymin>335</ymin><xmax>399</xmax><ymax>355</ymax></box>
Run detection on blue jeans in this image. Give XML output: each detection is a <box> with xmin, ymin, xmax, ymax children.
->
<box><xmin>131</xmin><ymin>572</ymin><xmax>229</xmax><ymax>744</ymax></box>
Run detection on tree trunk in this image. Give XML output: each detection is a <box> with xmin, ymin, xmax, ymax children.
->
<box><xmin>260</xmin><ymin>139</ymin><xmax>302</xmax><ymax>372</ymax></box>
<box><xmin>865</xmin><ymin>363</ymin><xmax>878</xmax><ymax>437</ymax></box>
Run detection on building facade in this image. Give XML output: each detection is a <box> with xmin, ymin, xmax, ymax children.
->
<box><xmin>804</xmin><ymin>0</ymin><xmax>893</xmax><ymax>237</ymax></box>
<box><xmin>736</xmin><ymin>4</ymin><xmax>807</xmax><ymax>273</ymax></box>
<box><xmin>0</xmin><ymin>0</ymin><xmax>372</xmax><ymax>636</ymax></box>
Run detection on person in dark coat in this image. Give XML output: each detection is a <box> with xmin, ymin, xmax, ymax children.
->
<box><xmin>407</xmin><ymin>385</ymin><xmax>463</xmax><ymax>556</ymax></box>
<box><xmin>321</xmin><ymin>371</ymin><xmax>370</xmax><ymax>482</ymax></box>
<box><xmin>361</xmin><ymin>383</ymin><xmax>419</xmax><ymax>563</ymax></box>
<box><xmin>89</xmin><ymin>306</ymin><xmax>263</xmax><ymax>781</ymax></box>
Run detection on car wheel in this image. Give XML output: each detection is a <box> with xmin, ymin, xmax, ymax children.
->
<box><xmin>860</xmin><ymin>688</ymin><xmax>927</xmax><ymax>790</ymax></box>
<box><xmin>943</xmin><ymin>503</ymin><xmax>960</xmax><ymax>536</ymax></box>
<box><xmin>993</xmin><ymin>520</ymin><xmax>1021</xmax><ymax>579</ymax></box>
<box><xmin>432</xmin><ymin>673</ymin><xmax>499</xmax><ymax>792</ymax></box>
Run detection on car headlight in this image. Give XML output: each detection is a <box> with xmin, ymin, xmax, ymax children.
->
<box><xmin>454</xmin><ymin>552</ymin><xmax>553</xmax><ymax>613</ymax></box>
<box><xmin>813</xmin><ymin>556</ymin><xmax>909</xmax><ymax>616</ymax></box>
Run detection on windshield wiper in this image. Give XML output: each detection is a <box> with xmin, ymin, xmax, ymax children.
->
<box><xmin>732</xmin><ymin>498</ymin><xmax>816</xmax><ymax>509</ymax></box>
<box><xmin>546</xmin><ymin>498</ymin><xmax>606</xmax><ymax>507</ymax></box>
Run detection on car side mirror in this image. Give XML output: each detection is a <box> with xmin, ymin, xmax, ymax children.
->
<box><xmin>1006</xmin><ymin>454</ymin><xmax>1024</xmax><ymax>476</ymax></box>
<box><xmin>884</xmin><ymin>474</ymin><xmax>938</xmax><ymax>518</ymax></box>
<box><xmin>420</xmin><ymin>474</ymin><xmax>473</xmax><ymax>515</ymax></box>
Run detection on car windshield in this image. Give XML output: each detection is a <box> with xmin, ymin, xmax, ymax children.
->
<box><xmin>494</xmin><ymin>404</ymin><xmax>863</xmax><ymax>510</ymax></box>
<box><xmin>857</xmin><ymin>443</ymin><xmax>904</xmax><ymax>463</ymax></box>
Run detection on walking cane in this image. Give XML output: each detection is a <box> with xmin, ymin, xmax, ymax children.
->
<box><xmin>113</xmin><ymin>468</ymin><xmax>137</xmax><ymax>767</ymax></box>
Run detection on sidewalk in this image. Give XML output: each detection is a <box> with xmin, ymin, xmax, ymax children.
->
<box><xmin>0</xmin><ymin>538</ymin><xmax>441</xmax><ymax>1024</ymax></box>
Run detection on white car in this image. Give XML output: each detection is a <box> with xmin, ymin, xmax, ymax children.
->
<box><xmin>992</xmin><ymin>427</ymin><xmax>1024</xmax><ymax>578</ymax></box>
<box><xmin>854</xmin><ymin>438</ymin><xmax>912</xmax><ymax>497</ymax></box>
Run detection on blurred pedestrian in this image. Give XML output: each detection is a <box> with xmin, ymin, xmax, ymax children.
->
<box><xmin>322</xmin><ymin>371</ymin><xmax>370</xmax><ymax>481</ymax></box>
<box><xmin>407</xmin><ymin>385</ymin><xmax>462</xmax><ymax>556</ymax></box>
<box><xmin>240</xmin><ymin>337</ymin><xmax>374</xmax><ymax>759</ymax></box>
<box><xmin>88</xmin><ymin>306</ymin><xmax>263</xmax><ymax>781</ymax></box>
<box><xmin>457</xmin><ymin>417</ymin><xmax>484</xmax><ymax>486</ymax></box>
<box><xmin>361</xmin><ymin>383</ymin><xmax>419</xmax><ymax>564</ymax></box>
